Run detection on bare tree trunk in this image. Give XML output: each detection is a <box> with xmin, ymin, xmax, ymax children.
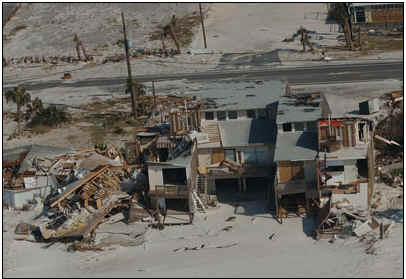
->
<box><xmin>160</xmin><ymin>34</ymin><xmax>167</xmax><ymax>52</ymax></box>
<box><xmin>168</xmin><ymin>23</ymin><xmax>181</xmax><ymax>54</ymax></box>
<box><xmin>17</xmin><ymin>104</ymin><xmax>21</xmax><ymax>135</ymax></box>
<box><xmin>343</xmin><ymin>17</ymin><xmax>354</xmax><ymax>50</ymax></box>
<box><xmin>79</xmin><ymin>42</ymin><xmax>88</xmax><ymax>62</ymax></box>
<box><xmin>75</xmin><ymin>43</ymin><xmax>82</xmax><ymax>61</ymax></box>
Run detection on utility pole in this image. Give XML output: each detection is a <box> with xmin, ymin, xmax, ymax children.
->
<box><xmin>199</xmin><ymin>3</ymin><xmax>207</xmax><ymax>48</ymax></box>
<box><xmin>121</xmin><ymin>11</ymin><xmax>137</xmax><ymax>118</ymax></box>
<box><xmin>152</xmin><ymin>80</ymin><xmax>156</xmax><ymax>106</ymax></box>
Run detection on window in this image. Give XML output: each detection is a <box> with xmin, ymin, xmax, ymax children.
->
<box><xmin>282</xmin><ymin>123</ymin><xmax>292</xmax><ymax>132</ymax></box>
<box><xmin>228</xmin><ymin>111</ymin><xmax>238</xmax><ymax>119</ymax></box>
<box><xmin>162</xmin><ymin>168</ymin><xmax>187</xmax><ymax>185</ymax></box>
<box><xmin>217</xmin><ymin>111</ymin><xmax>226</xmax><ymax>121</ymax></box>
<box><xmin>307</xmin><ymin>121</ymin><xmax>317</xmax><ymax>131</ymax></box>
<box><xmin>295</xmin><ymin>122</ymin><xmax>305</xmax><ymax>132</ymax></box>
<box><xmin>205</xmin><ymin>111</ymin><xmax>214</xmax><ymax>120</ymax></box>
<box><xmin>224</xmin><ymin>149</ymin><xmax>236</xmax><ymax>162</ymax></box>
<box><xmin>325</xmin><ymin>165</ymin><xmax>344</xmax><ymax>172</ymax></box>
<box><xmin>247</xmin><ymin>110</ymin><xmax>256</xmax><ymax>119</ymax></box>
<box><xmin>258</xmin><ymin>109</ymin><xmax>267</xmax><ymax>119</ymax></box>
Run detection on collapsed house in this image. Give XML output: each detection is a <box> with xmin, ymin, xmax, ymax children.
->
<box><xmin>3</xmin><ymin>144</ymin><xmax>77</xmax><ymax>209</ymax></box>
<box><xmin>313</xmin><ymin>90</ymin><xmax>389</xmax><ymax>238</ymax></box>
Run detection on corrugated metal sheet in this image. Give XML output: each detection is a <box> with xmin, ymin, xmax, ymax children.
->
<box><xmin>276</xmin><ymin>96</ymin><xmax>321</xmax><ymax>125</ymax></box>
<box><xmin>3</xmin><ymin>145</ymin><xmax>76</xmax><ymax>174</ymax></box>
<box><xmin>188</xmin><ymin>80</ymin><xmax>284</xmax><ymax>112</ymax></box>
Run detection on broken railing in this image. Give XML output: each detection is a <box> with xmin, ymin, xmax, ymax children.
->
<box><xmin>149</xmin><ymin>184</ymin><xmax>189</xmax><ymax>197</ymax></box>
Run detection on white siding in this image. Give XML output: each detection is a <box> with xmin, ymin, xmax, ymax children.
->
<box><xmin>344</xmin><ymin>159</ymin><xmax>358</xmax><ymax>183</ymax></box>
<box><xmin>148</xmin><ymin>167</ymin><xmax>163</xmax><ymax>191</ymax></box>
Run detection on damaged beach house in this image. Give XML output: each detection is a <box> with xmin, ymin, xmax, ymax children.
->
<box><xmin>3</xmin><ymin>76</ymin><xmax>401</xmax><ymax>249</ymax></box>
<box><xmin>189</xmin><ymin>80</ymin><xmax>284</xmax><ymax>208</ymax></box>
<box><xmin>273</xmin><ymin>92</ymin><xmax>321</xmax><ymax>219</ymax></box>
<box><xmin>313</xmin><ymin>90</ymin><xmax>379</xmax><ymax>239</ymax></box>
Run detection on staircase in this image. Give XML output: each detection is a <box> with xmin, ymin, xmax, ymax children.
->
<box><xmin>192</xmin><ymin>191</ymin><xmax>207</xmax><ymax>214</ymax></box>
<box><xmin>201</xmin><ymin>123</ymin><xmax>221</xmax><ymax>143</ymax></box>
<box><xmin>196</xmin><ymin>174</ymin><xmax>208</xmax><ymax>193</ymax></box>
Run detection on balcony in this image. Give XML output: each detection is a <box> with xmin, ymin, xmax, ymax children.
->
<box><xmin>319</xmin><ymin>179</ymin><xmax>368</xmax><ymax>194</ymax></box>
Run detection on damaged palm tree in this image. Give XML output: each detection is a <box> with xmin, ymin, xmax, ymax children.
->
<box><xmin>162</xmin><ymin>15</ymin><xmax>181</xmax><ymax>54</ymax></box>
<box><xmin>330</xmin><ymin>3</ymin><xmax>354</xmax><ymax>50</ymax></box>
<box><xmin>73</xmin><ymin>34</ymin><xmax>89</xmax><ymax>61</ymax></box>
<box><xmin>297</xmin><ymin>26</ymin><xmax>313</xmax><ymax>52</ymax></box>
<box><xmin>5</xmin><ymin>86</ymin><xmax>31</xmax><ymax>136</ymax></box>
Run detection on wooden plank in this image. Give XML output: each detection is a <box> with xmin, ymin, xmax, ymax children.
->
<box><xmin>279</xmin><ymin>165</ymin><xmax>292</xmax><ymax>183</ymax></box>
<box><xmin>351</xmin><ymin>124</ymin><xmax>356</xmax><ymax>147</ymax></box>
<box><xmin>212</xmin><ymin>148</ymin><xmax>224</xmax><ymax>164</ymax></box>
<box><xmin>343</xmin><ymin>124</ymin><xmax>350</xmax><ymax>147</ymax></box>
<box><xmin>50</xmin><ymin>166</ymin><xmax>109</xmax><ymax>207</ymax></box>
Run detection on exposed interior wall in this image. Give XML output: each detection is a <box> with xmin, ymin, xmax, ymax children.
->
<box><xmin>211</xmin><ymin>148</ymin><xmax>225</xmax><ymax>164</ymax></box>
<box><xmin>3</xmin><ymin>185</ymin><xmax>52</xmax><ymax>209</ymax></box>
<box><xmin>238</xmin><ymin>145</ymin><xmax>274</xmax><ymax>166</ymax></box>
<box><xmin>344</xmin><ymin>159</ymin><xmax>358</xmax><ymax>183</ymax></box>
<box><xmin>148</xmin><ymin>166</ymin><xmax>163</xmax><ymax>191</ymax></box>
<box><xmin>197</xmin><ymin>149</ymin><xmax>211</xmax><ymax>167</ymax></box>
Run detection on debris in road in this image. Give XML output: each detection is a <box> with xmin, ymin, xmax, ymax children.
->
<box><xmin>225</xmin><ymin>216</ymin><xmax>236</xmax><ymax>222</ymax></box>
<box><xmin>268</xmin><ymin>233</ymin><xmax>275</xmax><ymax>240</ymax></box>
<box><xmin>223</xmin><ymin>226</ymin><xmax>233</xmax><ymax>232</ymax></box>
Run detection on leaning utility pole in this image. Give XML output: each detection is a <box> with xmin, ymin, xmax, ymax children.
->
<box><xmin>152</xmin><ymin>80</ymin><xmax>156</xmax><ymax>106</ymax></box>
<box><xmin>121</xmin><ymin>12</ymin><xmax>137</xmax><ymax>118</ymax></box>
<box><xmin>199</xmin><ymin>3</ymin><xmax>207</xmax><ymax>48</ymax></box>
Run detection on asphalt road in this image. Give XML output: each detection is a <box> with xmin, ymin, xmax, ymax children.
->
<box><xmin>4</xmin><ymin>61</ymin><xmax>404</xmax><ymax>91</ymax></box>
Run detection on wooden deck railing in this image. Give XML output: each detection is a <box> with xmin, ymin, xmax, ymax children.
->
<box><xmin>150</xmin><ymin>184</ymin><xmax>189</xmax><ymax>197</ymax></box>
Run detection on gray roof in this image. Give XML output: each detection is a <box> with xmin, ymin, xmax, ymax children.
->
<box><xmin>274</xmin><ymin>132</ymin><xmax>318</xmax><ymax>161</ymax></box>
<box><xmin>3</xmin><ymin>144</ymin><xmax>76</xmax><ymax>174</ymax></box>
<box><xmin>276</xmin><ymin>96</ymin><xmax>321</xmax><ymax>124</ymax></box>
<box><xmin>319</xmin><ymin>80</ymin><xmax>402</xmax><ymax>119</ymax></box>
<box><xmin>187</xmin><ymin>80</ymin><xmax>285</xmax><ymax>112</ymax></box>
<box><xmin>351</xmin><ymin>3</ymin><xmax>401</xmax><ymax>7</ymax></box>
<box><xmin>219</xmin><ymin>119</ymin><xmax>276</xmax><ymax>148</ymax></box>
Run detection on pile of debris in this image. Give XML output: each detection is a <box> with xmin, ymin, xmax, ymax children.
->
<box><xmin>7</xmin><ymin>145</ymin><xmax>169</xmax><ymax>252</ymax></box>
<box><xmin>103</xmin><ymin>48</ymin><xmax>180</xmax><ymax>64</ymax></box>
<box><xmin>4</xmin><ymin>55</ymin><xmax>95</xmax><ymax>66</ymax></box>
<box><xmin>314</xmin><ymin>193</ymin><xmax>396</xmax><ymax>254</ymax></box>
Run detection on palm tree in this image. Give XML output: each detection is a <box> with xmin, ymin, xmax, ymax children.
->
<box><xmin>25</xmin><ymin>97</ymin><xmax>43</xmax><ymax>121</ymax></box>
<box><xmin>162</xmin><ymin>15</ymin><xmax>181</xmax><ymax>54</ymax></box>
<box><xmin>5</xmin><ymin>86</ymin><xmax>31</xmax><ymax>135</ymax></box>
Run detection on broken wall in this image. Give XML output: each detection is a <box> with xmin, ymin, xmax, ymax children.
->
<box><xmin>332</xmin><ymin>182</ymin><xmax>369</xmax><ymax>210</ymax></box>
<box><xmin>148</xmin><ymin>166</ymin><xmax>164</xmax><ymax>191</ymax></box>
<box><xmin>4</xmin><ymin>185</ymin><xmax>52</xmax><ymax>209</ymax></box>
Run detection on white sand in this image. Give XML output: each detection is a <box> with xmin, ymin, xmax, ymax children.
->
<box><xmin>3</xmin><ymin>199</ymin><xmax>403</xmax><ymax>278</ymax></box>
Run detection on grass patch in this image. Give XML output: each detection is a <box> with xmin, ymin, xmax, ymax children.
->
<box><xmin>88</xmin><ymin>125</ymin><xmax>106</xmax><ymax>146</ymax></box>
<box><xmin>391</xmin><ymin>168</ymin><xmax>403</xmax><ymax>177</ymax></box>
<box><xmin>31</xmin><ymin>124</ymin><xmax>52</xmax><ymax>135</ymax></box>
<box><xmin>67</xmin><ymin>134</ymin><xmax>79</xmax><ymax>144</ymax></box>
<box><xmin>361</xmin><ymin>34</ymin><xmax>403</xmax><ymax>51</ymax></box>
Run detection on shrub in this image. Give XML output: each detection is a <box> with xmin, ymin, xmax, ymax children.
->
<box><xmin>28</xmin><ymin>105</ymin><xmax>71</xmax><ymax>128</ymax></box>
<box><xmin>31</xmin><ymin>124</ymin><xmax>51</xmax><ymax>134</ymax></box>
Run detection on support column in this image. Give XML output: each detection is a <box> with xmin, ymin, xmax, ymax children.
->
<box><xmin>238</xmin><ymin>177</ymin><xmax>242</xmax><ymax>192</ymax></box>
<box><xmin>242</xmin><ymin>177</ymin><xmax>247</xmax><ymax>193</ymax></box>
